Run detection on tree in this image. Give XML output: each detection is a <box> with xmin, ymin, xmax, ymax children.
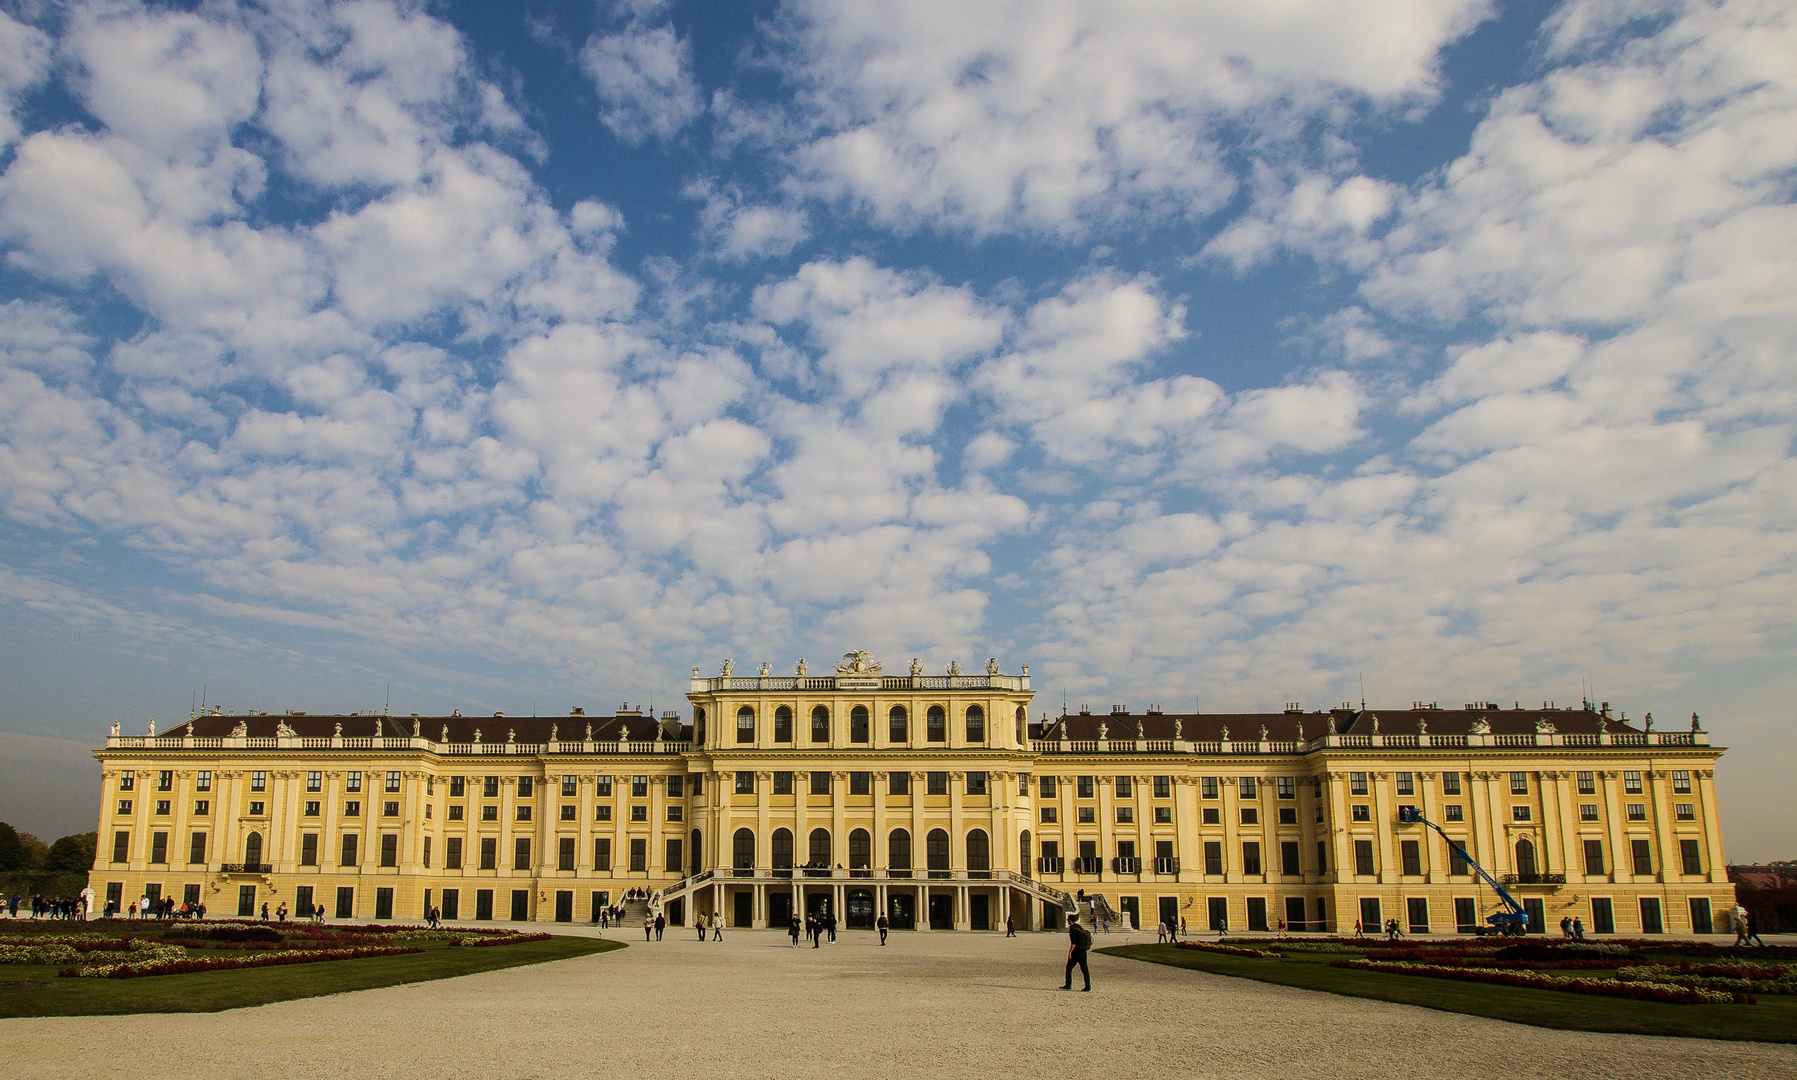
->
<box><xmin>15</xmin><ymin>830</ymin><xmax>48</xmax><ymax>871</ymax></box>
<box><xmin>0</xmin><ymin>823</ymin><xmax>22</xmax><ymax>871</ymax></box>
<box><xmin>44</xmin><ymin>832</ymin><xmax>97</xmax><ymax>874</ymax></box>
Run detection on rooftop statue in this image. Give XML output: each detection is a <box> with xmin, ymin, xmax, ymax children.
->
<box><xmin>1097</xmin><ymin>722</ymin><xmax>1108</xmax><ymax>740</ymax></box>
<box><xmin>796</xmin><ymin>658</ymin><xmax>807</xmax><ymax>676</ymax></box>
<box><xmin>909</xmin><ymin>658</ymin><xmax>922</xmax><ymax>676</ymax></box>
<box><xmin>1417</xmin><ymin>717</ymin><xmax>1427</xmax><ymax>736</ymax></box>
<box><xmin>232</xmin><ymin>721</ymin><xmax>249</xmax><ymax>737</ymax></box>
<box><xmin>146</xmin><ymin>719</ymin><xmax>156</xmax><ymax>736</ymax></box>
<box><xmin>946</xmin><ymin>660</ymin><xmax>960</xmax><ymax>676</ymax></box>
<box><xmin>110</xmin><ymin>721</ymin><xmax>120</xmax><ymax>737</ymax></box>
<box><xmin>721</xmin><ymin>659</ymin><xmax>734</xmax><ymax>677</ymax></box>
<box><xmin>1174</xmin><ymin>718</ymin><xmax>1183</xmax><ymax>740</ymax></box>
<box><xmin>411</xmin><ymin>718</ymin><xmax>421</xmax><ymax>738</ymax></box>
<box><xmin>334</xmin><ymin>722</ymin><xmax>343</xmax><ymax>737</ymax></box>
<box><xmin>441</xmin><ymin>725</ymin><xmax>449</xmax><ymax>742</ymax></box>
<box><xmin>277</xmin><ymin>720</ymin><xmax>297</xmax><ymax>738</ymax></box>
<box><xmin>1471</xmin><ymin>717</ymin><xmax>1491</xmax><ymax>735</ymax></box>
<box><xmin>1220</xmin><ymin>725</ymin><xmax>1230</xmax><ymax>742</ymax></box>
<box><xmin>585</xmin><ymin>722</ymin><xmax>593</xmax><ymax>741</ymax></box>
<box><xmin>1259</xmin><ymin>724</ymin><xmax>1269</xmax><ymax>742</ymax></box>
<box><xmin>986</xmin><ymin>657</ymin><xmax>999</xmax><ymax>675</ymax></box>
<box><xmin>1536</xmin><ymin>717</ymin><xmax>1557</xmax><ymax>735</ymax></box>
<box><xmin>550</xmin><ymin>724</ymin><xmax>558</xmax><ymax>743</ymax></box>
<box><xmin>1644</xmin><ymin>712</ymin><xmax>1655</xmax><ymax>732</ymax></box>
<box><xmin>1692</xmin><ymin>712</ymin><xmax>1702</xmax><ymax>731</ymax></box>
<box><xmin>837</xmin><ymin>650</ymin><xmax>883</xmax><ymax>676</ymax></box>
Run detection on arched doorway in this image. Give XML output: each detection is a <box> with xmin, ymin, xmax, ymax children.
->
<box><xmin>771</xmin><ymin>828</ymin><xmax>794</xmax><ymax>874</ymax></box>
<box><xmin>965</xmin><ymin>705</ymin><xmax>985</xmax><ymax>743</ymax></box>
<box><xmin>808</xmin><ymin>827</ymin><xmax>832</xmax><ymax>871</ymax></box>
<box><xmin>926</xmin><ymin>828</ymin><xmax>949</xmax><ymax>879</ymax></box>
<box><xmin>690</xmin><ymin>828</ymin><xmax>702</xmax><ymax>875</ymax></box>
<box><xmin>732</xmin><ymin>828</ymin><xmax>755</xmax><ymax>876</ymax></box>
<box><xmin>1515</xmin><ymin>838</ymin><xmax>1538</xmax><ymax>878</ymax></box>
<box><xmin>848</xmin><ymin>829</ymin><xmax>871</xmax><ymax>877</ymax></box>
<box><xmin>773</xmin><ymin>705</ymin><xmax>792</xmax><ymax>742</ymax></box>
<box><xmin>736</xmin><ymin>706</ymin><xmax>755</xmax><ymax>743</ymax></box>
<box><xmin>244</xmin><ymin>832</ymin><xmax>263</xmax><ymax>868</ymax></box>
<box><xmin>926</xmin><ymin>706</ymin><xmax>946</xmax><ymax>742</ymax></box>
<box><xmin>849</xmin><ymin>706</ymin><xmax>869</xmax><ymax>743</ymax></box>
<box><xmin>810</xmin><ymin>706</ymin><xmax>830</xmax><ymax>742</ymax></box>
<box><xmin>967</xmin><ymin>829</ymin><xmax>990</xmax><ymax>878</ymax></box>
<box><xmin>846</xmin><ymin>888</ymin><xmax>875</xmax><ymax>929</ymax></box>
<box><xmin>889</xmin><ymin>706</ymin><xmax>908</xmax><ymax>742</ymax></box>
<box><xmin>1020</xmin><ymin>829</ymin><xmax>1033</xmax><ymax>878</ymax></box>
<box><xmin>889</xmin><ymin>829</ymin><xmax>912</xmax><ymax>877</ymax></box>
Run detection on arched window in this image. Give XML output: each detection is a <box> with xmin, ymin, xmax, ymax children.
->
<box><xmin>889</xmin><ymin>706</ymin><xmax>908</xmax><ymax>742</ymax></box>
<box><xmin>967</xmin><ymin>829</ymin><xmax>990</xmax><ymax>874</ymax></box>
<box><xmin>889</xmin><ymin>829</ymin><xmax>912</xmax><ymax>872</ymax></box>
<box><xmin>771</xmin><ymin>828</ymin><xmax>794</xmax><ymax>870</ymax></box>
<box><xmin>809</xmin><ymin>828</ymin><xmax>832</xmax><ymax>867</ymax></box>
<box><xmin>926</xmin><ymin>828</ymin><xmax>950</xmax><ymax>876</ymax></box>
<box><xmin>773</xmin><ymin>706</ymin><xmax>792</xmax><ymax>742</ymax></box>
<box><xmin>690</xmin><ymin>828</ymin><xmax>702</xmax><ymax>875</ymax></box>
<box><xmin>926</xmin><ymin>705</ymin><xmax>946</xmax><ymax>742</ymax></box>
<box><xmin>965</xmin><ymin>705</ymin><xmax>985</xmax><ymax>743</ymax></box>
<box><xmin>849</xmin><ymin>705</ymin><xmax>869</xmax><ymax>743</ymax></box>
<box><xmin>244</xmin><ymin>832</ymin><xmax>263</xmax><ymax>867</ymax></box>
<box><xmin>810</xmin><ymin>706</ymin><xmax>829</xmax><ymax>743</ymax></box>
<box><xmin>1515</xmin><ymin>838</ymin><xmax>1538</xmax><ymax>878</ymax></box>
<box><xmin>848</xmin><ymin>829</ymin><xmax>871</xmax><ymax>875</ymax></box>
<box><xmin>695</xmin><ymin>707</ymin><xmax>706</xmax><ymax>745</ymax></box>
<box><xmin>1016</xmin><ymin>706</ymin><xmax>1026</xmax><ymax>745</ymax></box>
<box><xmin>736</xmin><ymin>707</ymin><xmax>755</xmax><ymax>743</ymax></box>
<box><xmin>733</xmin><ymin>828</ymin><xmax>756</xmax><ymax>870</ymax></box>
<box><xmin>1020</xmin><ymin>829</ymin><xmax>1033</xmax><ymax>878</ymax></box>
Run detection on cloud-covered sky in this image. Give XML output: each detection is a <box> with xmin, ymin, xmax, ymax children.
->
<box><xmin>0</xmin><ymin>0</ymin><xmax>1791</xmax><ymax>857</ymax></box>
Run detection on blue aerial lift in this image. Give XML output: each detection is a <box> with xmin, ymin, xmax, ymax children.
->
<box><xmin>1396</xmin><ymin>806</ymin><xmax>1529</xmax><ymax>935</ymax></box>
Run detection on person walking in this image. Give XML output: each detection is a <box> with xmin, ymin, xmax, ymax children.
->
<box><xmin>789</xmin><ymin>913</ymin><xmax>801</xmax><ymax>947</ymax></box>
<box><xmin>1734</xmin><ymin>904</ymin><xmax>1751</xmax><ymax>946</ymax></box>
<box><xmin>1179</xmin><ymin>916</ymin><xmax>1187</xmax><ymax>939</ymax></box>
<box><xmin>1061</xmin><ymin>915</ymin><xmax>1092</xmax><ymax>991</ymax></box>
<box><xmin>643</xmin><ymin>913</ymin><xmax>653</xmax><ymax>941</ymax></box>
<box><xmin>1746</xmin><ymin>911</ymin><xmax>1766</xmax><ymax>947</ymax></box>
<box><xmin>697</xmin><ymin>915</ymin><xmax>708</xmax><ymax>941</ymax></box>
<box><xmin>1572</xmin><ymin>916</ymin><xmax>1585</xmax><ymax>939</ymax></box>
<box><xmin>876</xmin><ymin>912</ymin><xmax>889</xmax><ymax>945</ymax></box>
<box><xmin>711</xmin><ymin>912</ymin><xmax>723</xmax><ymax>941</ymax></box>
<box><xmin>826</xmin><ymin>911</ymin><xmax>837</xmax><ymax>943</ymax></box>
<box><xmin>654</xmin><ymin>912</ymin><xmax>665</xmax><ymax>941</ymax></box>
<box><xmin>1156</xmin><ymin>920</ymin><xmax>1167</xmax><ymax>943</ymax></box>
<box><xmin>1007</xmin><ymin>914</ymin><xmax>1017</xmax><ymax>938</ymax></box>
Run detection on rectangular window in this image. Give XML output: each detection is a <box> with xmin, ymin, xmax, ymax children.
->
<box><xmin>1349</xmin><ymin>772</ymin><xmax>1368</xmax><ymax>796</ymax></box>
<box><xmin>248</xmin><ymin>801</ymin><xmax>265</xmax><ymax>816</ymax></box>
<box><xmin>384</xmin><ymin>801</ymin><xmax>400</xmax><ymax>817</ymax></box>
<box><xmin>771</xmin><ymin>771</ymin><xmax>794</xmax><ymax>795</ymax></box>
<box><xmin>737</xmin><ymin>709</ymin><xmax>754</xmax><ymax>742</ymax></box>
<box><xmin>348</xmin><ymin>771</ymin><xmax>364</xmax><ymax>793</ymax></box>
<box><xmin>515</xmin><ymin>805</ymin><xmax>532</xmax><ymax>821</ymax></box>
<box><xmin>116</xmin><ymin>799</ymin><xmax>132</xmax><ymax>815</ymax></box>
<box><xmin>1576</xmin><ymin>771</ymin><xmax>1595</xmax><ymax>795</ymax></box>
<box><xmin>1449</xmin><ymin>843</ymin><xmax>1470</xmax><ymax>876</ymax></box>
<box><xmin>480</xmin><ymin>837</ymin><xmax>497</xmax><ymax>870</ymax></box>
<box><xmin>1116</xmin><ymin>806</ymin><xmax>1133</xmax><ymax>823</ymax></box>
<box><xmin>1076</xmin><ymin>807</ymin><xmax>1095</xmax><ymax>824</ymax></box>
<box><xmin>1580</xmin><ymin>803</ymin><xmax>1599</xmax><ymax>821</ymax></box>
<box><xmin>1317</xmin><ymin>841</ymin><xmax>1327</xmax><ymax>873</ymax></box>
<box><xmin>1276</xmin><ymin>776</ymin><xmax>1295</xmax><ymax>799</ymax></box>
<box><xmin>186</xmin><ymin>833</ymin><xmax>206</xmax><ymax>866</ymax></box>
<box><xmin>1115</xmin><ymin>776</ymin><xmax>1132</xmax><ymax>798</ymax></box>
<box><xmin>1671</xmin><ymin>770</ymin><xmax>1691</xmax><ymax>794</ymax></box>
<box><xmin>1624</xmin><ymin>770</ymin><xmax>1643</xmax><ymax>794</ymax></box>
<box><xmin>630</xmin><ymin>806</ymin><xmax>647</xmax><ymax>822</ymax></box>
<box><xmin>1627</xmin><ymin>803</ymin><xmax>1647</xmax><ymax>821</ymax></box>
<box><xmin>1069</xmin><ymin>775</ymin><xmax>1093</xmax><ymax>799</ymax></box>
<box><xmin>691</xmin><ymin>773</ymin><xmax>703</xmax><ymax>796</ymax></box>
<box><xmin>150</xmin><ymin>832</ymin><xmax>168</xmax><ymax>864</ymax></box>
<box><xmin>1202</xmin><ymin>807</ymin><xmax>1220</xmax><ymax>825</ymax></box>
<box><xmin>446</xmin><ymin>837</ymin><xmax>462</xmax><ymax>870</ymax></box>
<box><xmin>1277</xmin><ymin>806</ymin><xmax>1297</xmax><ymax>825</ymax></box>
<box><xmin>667</xmin><ymin>775</ymin><xmax>684</xmax><ymax>798</ymax></box>
<box><xmin>1401</xmin><ymin>839</ymin><xmax>1421</xmax><ymax>876</ymax></box>
<box><xmin>1631</xmin><ymin>839</ymin><xmax>1653</xmax><ymax>876</ymax></box>
<box><xmin>1354</xmin><ymin>840</ymin><xmax>1376</xmax><ymax>876</ymax></box>
<box><xmin>450</xmin><ymin>776</ymin><xmax>465</xmax><ymax>797</ymax></box>
<box><xmin>154</xmin><ymin>800</ymin><xmax>170</xmax><ymax>815</ymax></box>
<box><xmin>629</xmin><ymin>838</ymin><xmax>647</xmax><ymax>872</ymax></box>
<box><xmin>1351</xmin><ymin>805</ymin><xmax>1370</xmax><ymax>822</ymax></box>
<box><xmin>928</xmin><ymin>772</ymin><xmax>949</xmax><ymax>795</ymax></box>
<box><xmin>422</xmin><ymin>837</ymin><xmax>431</xmax><ymax>868</ymax></box>
<box><xmin>1040</xmin><ymin>775</ymin><xmax>1056</xmax><ymax>799</ymax></box>
<box><xmin>631</xmin><ymin>776</ymin><xmax>647</xmax><ymax>798</ymax></box>
<box><xmin>112</xmin><ymin>831</ymin><xmax>129</xmax><ymax>862</ymax></box>
<box><xmin>850</xmin><ymin>771</ymin><xmax>871</xmax><ymax>795</ymax></box>
<box><xmin>1242</xmin><ymin>843</ymin><xmax>1262</xmax><ymax>876</ymax></box>
<box><xmin>666</xmin><ymin>837</ymin><xmax>683</xmax><ymax>874</ymax></box>
<box><xmin>1239</xmin><ymin>777</ymin><xmax>1257</xmax><ymax>800</ymax></box>
<box><xmin>735</xmin><ymin>771</ymin><xmax>756</xmax><ymax>795</ymax></box>
<box><xmin>381</xmin><ymin>834</ymin><xmax>398</xmax><ymax>867</ymax></box>
<box><xmin>594</xmin><ymin>776</ymin><xmax>612</xmax><ymax>797</ymax></box>
<box><xmin>1583</xmin><ymin>839</ymin><xmax>1605</xmax><ymax>876</ymax></box>
<box><xmin>593</xmin><ymin>805</ymin><xmax>611</xmax><ymax>821</ymax></box>
<box><xmin>559</xmin><ymin>836</ymin><xmax>576</xmax><ymax>872</ymax></box>
<box><xmin>1441</xmin><ymin>772</ymin><xmax>1461</xmax><ymax>796</ymax></box>
<box><xmin>299</xmin><ymin>833</ymin><xmax>317</xmax><ymax>866</ymax></box>
<box><xmin>562</xmin><ymin>775</ymin><xmax>577</xmax><ymax>797</ymax></box>
<box><xmin>157</xmin><ymin>769</ymin><xmax>174</xmax><ymax>791</ymax></box>
<box><xmin>593</xmin><ymin>838</ymin><xmax>611</xmax><ymax>872</ymax></box>
<box><xmin>1444</xmin><ymin>805</ymin><xmax>1464</xmax><ymax>822</ymax></box>
<box><xmin>251</xmin><ymin>771</ymin><xmax>267</xmax><ymax>792</ymax></box>
<box><xmin>301</xmin><ymin>771</ymin><xmax>320</xmax><ymax>792</ymax></box>
<box><xmin>1512</xmin><ymin>806</ymin><xmax>1531</xmax><ymax>822</ymax></box>
<box><xmin>1675</xmin><ymin>803</ymin><xmax>1695</xmax><ymax>821</ymax></box>
<box><xmin>1281</xmin><ymin>841</ymin><xmax>1301</xmax><ymax>876</ymax></box>
<box><xmin>1239</xmin><ymin>807</ymin><xmax>1258</xmax><ymax>825</ymax></box>
<box><xmin>889</xmin><ymin>772</ymin><xmax>910</xmax><ymax>796</ymax></box>
<box><xmin>193</xmin><ymin>770</ymin><xmax>209</xmax><ymax>792</ymax></box>
<box><xmin>1203</xmin><ymin>841</ymin><xmax>1224</xmax><ymax>876</ymax></box>
<box><xmin>667</xmin><ymin>806</ymin><xmax>683</xmax><ymax>821</ymax></box>
<box><xmin>514</xmin><ymin>837</ymin><xmax>531</xmax><ymax>871</ymax></box>
<box><xmin>810</xmin><ymin>771</ymin><xmax>831</xmax><ymax>795</ymax></box>
<box><xmin>1019</xmin><ymin>774</ymin><xmax>1030</xmax><ymax>797</ymax></box>
<box><xmin>482</xmin><ymin>776</ymin><xmax>497</xmax><ymax>798</ymax></box>
<box><xmin>1395</xmin><ymin>772</ymin><xmax>1414</xmax><ymax>796</ymax></box>
<box><xmin>1509</xmin><ymin>772</ymin><xmax>1528</xmax><ymax>795</ymax></box>
<box><xmin>119</xmin><ymin>771</ymin><xmax>134</xmax><ymax>790</ymax></box>
<box><xmin>1200</xmin><ymin>776</ymin><xmax>1218</xmax><ymax>799</ymax></box>
<box><xmin>522</xmin><ymin>777</ymin><xmax>540</xmax><ymax>799</ymax></box>
<box><xmin>966</xmin><ymin>772</ymin><xmax>987</xmax><ymax>796</ymax></box>
<box><xmin>560</xmin><ymin>804</ymin><xmax>576</xmax><ymax>821</ymax></box>
<box><xmin>341</xmin><ymin>834</ymin><xmax>359</xmax><ymax>866</ymax></box>
<box><xmin>1039</xmin><ymin>807</ymin><xmax>1058</xmax><ymax>823</ymax></box>
<box><xmin>481</xmin><ymin>805</ymin><xmax>497</xmax><ymax>821</ymax></box>
<box><xmin>1154</xmin><ymin>806</ymin><xmax>1173</xmax><ymax>824</ymax></box>
<box><xmin>1154</xmin><ymin>776</ymin><xmax>1171</xmax><ymax>799</ymax></box>
<box><xmin>385</xmin><ymin>771</ymin><xmax>402</xmax><ymax>793</ymax></box>
<box><xmin>1679</xmin><ymin>839</ymin><xmax>1702</xmax><ymax>876</ymax></box>
<box><xmin>193</xmin><ymin>799</ymin><xmax>213</xmax><ymax>815</ymax></box>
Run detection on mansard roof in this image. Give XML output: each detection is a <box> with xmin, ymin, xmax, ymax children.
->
<box><xmin>1032</xmin><ymin>704</ymin><xmax>1649</xmax><ymax>742</ymax></box>
<box><xmin>166</xmin><ymin>712</ymin><xmax>690</xmax><ymax>743</ymax></box>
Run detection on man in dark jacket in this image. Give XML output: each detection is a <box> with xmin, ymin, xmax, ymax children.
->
<box><xmin>1062</xmin><ymin>915</ymin><xmax>1093</xmax><ymax>991</ymax></box>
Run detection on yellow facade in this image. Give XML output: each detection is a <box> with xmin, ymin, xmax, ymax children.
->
<box><xmin>90</xmin><ymin>654</ymin><xmax>1733</xmax><ymax>936</ymax></box>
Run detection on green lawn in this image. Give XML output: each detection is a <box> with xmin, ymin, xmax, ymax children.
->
<box><xmin>1100</xmin><ymin>943</ymin><xmax>1797</xmax><ymax>1044</ymax></box>
<box><xmin>0</xmin><ymin>935</ymin><xmax>623</xmax><ymax>1017</ymax></box>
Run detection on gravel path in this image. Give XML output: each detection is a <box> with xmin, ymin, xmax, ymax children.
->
<box><xmin>3</xmin><ymin>927</ymin><xmax>1792</xmax><ymax>1079</ymax></box>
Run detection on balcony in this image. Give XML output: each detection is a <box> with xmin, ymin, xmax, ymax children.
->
<box><xmin>1111</xmin><ymin>857</ymin><xmax>1142</xmax><ymax>875</ymax></box>
<box><xmin>1072</xmin><ymin>857</ymin><xmax>1103</xmax><ymax>875</ymax></box>
<box><xmin>218</xmin><ymin>863</ymin><xmax>272</xmax><ymax>874</ymax></box>
<box><xmin>1153</xmin><ymin>857</ymin><xmax>1180</xmax><ymax>874</ymax></box>
<box><xmin>1500</xmin><ymin>873</ymin><xmax>1567</xmax><ymax>886</ymax></box>
<box><xmin>1037</xmin><ymin>857</ymin><xmax>1064</xmax><ymax>874</ymax></box>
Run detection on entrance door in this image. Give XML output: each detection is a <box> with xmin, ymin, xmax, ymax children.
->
<box><xmin>555</xmin><ymin>891</ymin><xmax>574</xmax><ymax>923</ymax></box>
<box><xmin>1042</xmin><ymin>901</ymin><xmax>1061</xmax><ymax>930</ymax></box>
<box><xmin>806</xmin><ymin>891</ymin><xmax>832</xmax><ymax>920</ymax></box>
<box><xmin>1592</xmin><ymin>897</ymin><xmax>1615</xmax><ymax>934</ymax></box>
<box><xmin>182</xmin><ymin>884</ymin><xmax>200</xmax><ymax>907</ymax></box>
<box><xmin>443</xmin><ymin>889</ymin><xmax>459</xmax><ymax>920</ymax></box>
<box><xmin>1639</xmin><ymin>897</ymin><xmax>1664</xmax><ymax>934</ymax></box>
<box><xmin>928</xmin><ymin>893</ymin><xmax>953</xmax><ymax>930</ymax></box>
<box><xmin>1208</xmin><ymin>896</ymin><xmax>1229</xmax><ymax>932</ymax></box>
<box><xmin>1406</xmin><ymin>897</ymin><xmax>1429</xmax><ymax>934</ymax></box>
<box><xmin>475</xmin><ymin>888</ymin><xmax>493</xmax><ymax>920</ymax></box>
<box><xmin>846</xmin><ymin>890</ymin><xmax>875</xmax><ymax>929</ymax></box>
<box><xmin>1523</xmin><ymin>897</ymin><xmax>1546</xmax><ymax>933</ymax></box>
<box><xmin>375</xmin><ymin>887</ymin><xmax>393</xmax><ymax>920</ymax></box>
<box><xmin>1284</xmin><ymin>896</ymin><xmax>1307</xmax><ymax>931</ymax></box>
<box><xmin>736</xmin><ymin>890</ymin><xmax>756</xmax><ymax>928</ymax></box>
<box><xmin>1246</xmin><ymin>896</ymin><xmax>1267</xmax><ymax>931</ymax></box>
<box><xmin>1454</xmin><ymin>896</ymin><xmax>1477</xmax><ymax>933</ymax></box>
<box><xmin>238</xmin><ymin>884</ymin><xmax>256</xmax><ymax>917</ymax></box>
<box><xmin>1689</xmin><ymin>897</ymin><xmax>1713</xmax><ymax>934</ymax></box>
<box><xmin>667</xmin><ymin>898</ymin><xmax>683</xmax><ymax>927</ymax></box>
<box><xmin>1358</xmin><ymin>897</ymin><xmax>1381</xmax><ymax>932</ymax></box>
<box><xmin>970</xmin><ymin>894</ymin><xmax>989</xmax><ymax>931</ymax></box>
<box><xmin>1160</xmin><ymin>897</ymin><xmax>1181</xmax><ymax>933</ymax></box>
<box><xmin>511</xmin><ymin>890</ymin><xmax>529</xmax><ymax>921</ymax></box>
<box><xmin>768</xmin><ymin>891</ymin><xmax>793</xmax><ymax>929</ymax></box>
<box><xmin>888</xmin><ymin>893</ymin><xmax>915</xmax><ymax>930</ymax></box>
<box><xmin>296</xmin><ymin>886</ymin><xmax>314</xmax><ymax>920</ymax></box>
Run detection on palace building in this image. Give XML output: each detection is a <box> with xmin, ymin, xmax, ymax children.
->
<box><xmin>89</xmin><ymin>651</ymin><xmax>1734</xmax><ymax>936</ymax></box>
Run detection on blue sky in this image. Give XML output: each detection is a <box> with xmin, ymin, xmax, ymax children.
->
<box><xmin>0</xmin><ymin>0</ymin><xmax>1791</xmax><ymax>858</ymax></box>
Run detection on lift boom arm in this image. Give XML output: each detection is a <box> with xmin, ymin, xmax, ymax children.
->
<box><xmin>1396</xmin><ymin>806</ymin><xmax>1528</xmax><ymax>927</ymax></box>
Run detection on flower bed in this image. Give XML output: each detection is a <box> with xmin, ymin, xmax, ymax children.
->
<box><xmin>1335</xmin><ymin>959</ymin><xmax>1751</xmax><ymax>1005</ymax></box>
<box><xmin>1174</xmin><ymin>941</ymin><xmax>1280</xmax><ymax>958</ymax></box>
<box><xmin>62</xmin><ymin>945</ymin><xmax>423</xmax><ymax>979</ymax></box>
<box><xmin>455</xmin><ymin>933</ymin><xmax>552</xmax><ymax>948</ymax></box>
<box><xmin>0</xmin><ymin>938</ymin><xmax>182</xmax><ymax>965</ymax></box>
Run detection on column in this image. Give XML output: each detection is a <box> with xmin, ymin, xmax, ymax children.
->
<box><xmin>1696</xmin><ymin>769</ymin><xmax>1727</xmax><ymax>883</ymax></box>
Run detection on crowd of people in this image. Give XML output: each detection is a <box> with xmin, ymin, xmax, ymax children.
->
<box><xmin>6</xmin><ymin>892</ymin><xmax>91</xmax><ymax>919</ymax></box>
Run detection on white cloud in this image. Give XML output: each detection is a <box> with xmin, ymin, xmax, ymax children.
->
<box><xmin>580</xmin><ymin>20</ymin><xmax>704</xmax><ymax>145</ymax></box>
<box><xmin>0</xmin><ymin>11</ymin><xmax>52</xmax><ymax>149</ymax></box>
